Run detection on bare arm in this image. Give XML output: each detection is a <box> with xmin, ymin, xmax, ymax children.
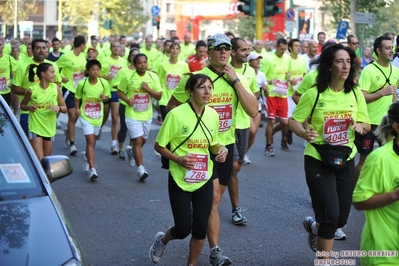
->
<box><xmin>11</xmin><ymin>84</ymin><xmax>27</xmax><ymax>96</ymax></box>
<box><xmin>167</xmin><ymin>95</ymin><xmax>183</xmax><ymax>112</ymax></box>
<box><xmin>289</xmin><ymin>118</ymin><xmax>319</xmax><ymax>143</ymax></box>
<box><xmin>292</xmin><ymin>91</ymin><xmax>301</xmax><ymax>105</ymax></box>
<box><xmin>20</xmin><ymin>90</ymin><xmax>34</xmax><ymax>112</ymax></box>
<box><xmin>362</xmin><ymin>85</ymin><xmax>396</xmax><ymax>103</ymax></box>
<box><xmin>142</xmin><ymin>82</ymin><xmax>162</xmax><ymax>101</ymax></box>
<box><xmin>353</xmin><ymin>189</ymin><xmax>399</xmax><ymax>210</ymax></box>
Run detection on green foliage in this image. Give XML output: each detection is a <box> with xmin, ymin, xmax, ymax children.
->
<box><xmin>0</xmin><ymin>0</ymin><xmax>37</xmax><ymax>25</ymax></box>
<box><xmin>222</xmin><ymin>15</ymin><xmax>274</xmax><ymax>40</ymax></box>
<box><xmin>63</xmin><ymin>0</ymin><xmax>149</xmax><ymax>36</ymax></box>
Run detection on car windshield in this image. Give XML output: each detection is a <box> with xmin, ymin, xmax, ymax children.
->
<box><xmin>0</xmin><ymin>104</ymin><xmax>44</xmax><ymax>200</ymax></box>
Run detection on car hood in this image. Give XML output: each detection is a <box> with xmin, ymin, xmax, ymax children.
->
<box><xmin>0</xmin><ymin>196</ymin><xmax>77</xmax><ymax>265</ymax></box>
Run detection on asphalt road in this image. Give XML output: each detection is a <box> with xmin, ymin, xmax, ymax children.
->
<box><xmin>51</xmin><ymin>113</ymin><xmax>365</xmax><ymax>266</ymax></box>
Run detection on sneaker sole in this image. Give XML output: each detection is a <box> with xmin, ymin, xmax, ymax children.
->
<box><xmin>264</xmin><ymin>153</ymin><xmax>275</xmax><ymax>157</ymax></box>
<box><xmin>303</xmin><ymin>218</ymin><xmax>317</xmax><ymax>252</ymax></box>
<box><xmin>90</xmin><ymin>174</ymin><xmax>98</xmax><ymax>181</ymax></box>
<box><xmin>212</xmin><ymin>258</ymin><xmax>232</xmax><ymax>266</ymax></box>
<box><xmin>231</xmin><ymin>218</ymin><xmax>247</xmax><ymax>225</ymax></box>
<box><xmin>111</xmin><ymin>150</ymin><xmax>118</xmax><ymax>155</ymax></box>
<box><xmin>149</xmin><ymin>232</ymin><xmax>164</xmax><ymax>263</ymax></box>
<box><xmin>70</xmin><ymin>150</ymin><xmax>78</xmax><ymax>156</ymax></box>
<box><xmin>139</xmin><ymin>172</ymin><xmax>149</xmax><ymax>181</ymax></box>
<box><xmin>334</xmin><ymin>235</ymin><xmax>347</xmax><ymax>240</ymax></box>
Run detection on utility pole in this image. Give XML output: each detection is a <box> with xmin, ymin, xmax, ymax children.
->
<box><xmin>350</xmin><ymin>0</ymin><xmax>356</xmax><ymax>36</ymax></box>
<box><xmin>255</xmin><ymin>0</ymin><xmax>264</xmax><ymax>40</ymax></box>
<box><xmin>57</xmin><ymin>0</ymin><xmax>62</xmax><ymax>39</ymax></box>
<box><xmin>13</xmin><ymin>0</ymin><xmax>18</xmax><ymax>38</ymax></box>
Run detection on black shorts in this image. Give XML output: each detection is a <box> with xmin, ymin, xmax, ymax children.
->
<box><xmin>0</xmin><ymin>92</ymin><xmax>11</xmax><ymax>106</ymax></box>
<box><xmin>233</xmin><ymin>128</ymin><xmax>249</xmax><ymax>164</ymax></box>
<box><xmin>210</xmin><ymin>143</ymin><xmax>234</xmax><ymax>186</ymax></box>
<box><xmin>62</xmin><ymin>87</ymin><xmax>76</xmax><ymax>109</ymax></box>
<box><xmin>354</xmin><ymin>124</ymin><xmax>382</xmax><ymax>155</ymax></box>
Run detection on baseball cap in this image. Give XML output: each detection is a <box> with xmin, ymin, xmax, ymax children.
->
<box><xmin>207</xmin><ymin>33</ymin><xmax>232</xmax><ymax>48</ymax></box>
<box><xmin>248</xmin><ymin>52</ymin><xmax>263</xmax><ymax>61</ymax></box>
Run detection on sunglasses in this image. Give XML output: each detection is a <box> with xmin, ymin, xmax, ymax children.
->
<box><xmin>352</xmin><ymin>42</ymin><xmax>359</xmax><ymax>45</ymax></box>
<box><xmin>210</xmin><ymin>44</ymin><xmax>232</xmax><ymax>51</ymax></box>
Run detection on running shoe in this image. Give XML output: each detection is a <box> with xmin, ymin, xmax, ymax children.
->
<box><xmin>138</xmin><ymin>166</ymin><xmax>149</xmax><ymax>181</ymax></box>
<box><xmin>89</xmin><ymin>168</ymin><xmax>98</xmax><ymax>181</ymax></box>
<box><xmin>149</xmin><ymin>231</ymin><xmax>166</xmax><ymax>264</ymax></box>
<box><xmin>157</xmin><ymin>114</ymin><xmax>162</xmax><ymax>125</ymax></box>
<box><xmin>287</xmin><ymin>130</ymin><xmax>293</xmax><ymax>145</ymax></box>
<box><xmin>231</xmin><ymin>207</ymin><xmax>247</xmax><ymax>225</ymax></box>
<box><xmin>110</xmin><ymin>145</ymin><xmax>118</xmax><ymax>155</ymax></box>
<box><xmin>69</xmin><ymin>144</ymin><xmax>78</xmax><ymax>156</ymax></box>
<box><xmin>281</xmin><ymin>141</ymin><xmax>289</xmax><ymax>151</ymax></box>
<box><xmin>64</xmin><ymin>128</ymin><xmax>70</xmax><ymax>146</ymax></box>
<box><xmin>334</xmin><ymin>228</ymin><xmax>347</xmax><ymax>240</ymax></box>
<box><xmin>81</xmin><ymin>151</ymin><xmax>89</xmax><ymax>172</ymax></box>
<box><xmin>118</xmin><ymin>150</ymin><xmax>125</xmax><ymax>161</ymax></box>
<box><xmin>210</xmin><ymin>246</ymin><xmax>232</xmax><ymax>266</ymax></box>
<box><xmin>264</xmin><ymin>146</ymin><xmax>275</xmax><ymax>157</ymax></box>
<box><xmin>243</xmin><ymin>154</ymin><xmax>251</xmax><ymax>164</ymax></box>
<box><xmin>303</xmin><ymin>216</ymin><xmax>317</xmax><ymax>252</ymax></box>
<box><xmin>125</xmin><ymin>146</ymin><xmax>135</xmax><ymax>167</ymax></box>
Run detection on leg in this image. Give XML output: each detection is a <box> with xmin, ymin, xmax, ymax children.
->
<box><xmin>110</xmin><ymin>101</ymin><xmax>119</xmax><ymax>143</ymax></box>
<box><xmin>132</xmin><ymin>137</ymin><xmax>144</xmax><ymax>166</ymax></box>
<box><xmin>228</xmin><ymin>160</ymin><xmax>242</xmax><ymax>209</ymax></box>
<box><xmin>188</xmin><ymin>237</ymin><xmax>206</xmax><ymax>265</ymax></box>
<box><xmin>102</xmin><ymin>102</ymin><xmax>110</xmax><ymax>127</ymax></box>
<box><xmin>85</xmin><ymin>134</ymin><xmax>97</xmax><ymax>169</ymax></box>
<box><xmin>265</xmin><ymin>118</ymin><xmax>275</xmax><ymax>146</ymax></box>
<box><xmin>117</xmin><ymin>104</ymin><xmax>127</xmax><ymax>152</ymax></box>
<box><xmin>247</xmin><ymin>113</ymin><xmax>261</xmax><ymax>152</ymax></box>
<box><xmin>67</xmin><ymin>107</ymin><xmax>77</xmax><ymax>143</ymax></box>
<box><xmin>207</xmin><ymin>180</ymin><xmax>227</xmax><ymax>248</ymax></box>
<box><xmin>43</xmin><ymin>139</ymin><xmax>54</xmax><ymax>157</ymax></box>
<box><xmin>30</xmin><ymin>136</ymin><xmax>44</xmax><ymax>160</ymax></box>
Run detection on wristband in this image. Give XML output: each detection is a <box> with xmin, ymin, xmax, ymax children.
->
<box><xmin>224</xmin><ymin>146</ymin><xmax>228</xmax><ymax>154</ymax></box>
<box><xmin>232</xmin><ymin>78</ymin><xmax>240</xmax><ymax>85</ymax></box>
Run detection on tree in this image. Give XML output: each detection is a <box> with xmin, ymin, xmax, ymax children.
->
<box><xmin>63</xmin><ymin>0</ymin><xmax>149</xmax><ymax>36</ymax></box>
<box><xmin>0</xmin><ymin>0</ymin><xmax>37</xmax><ymax>25</ymax></box>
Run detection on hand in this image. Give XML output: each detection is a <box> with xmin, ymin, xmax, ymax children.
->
<box><xmin>215</xmin><ymin>146</ymin><xmax>227</xmax><ymax>163</ymax></box>
<box><xmin>352</xmin><ymin>122</ymin><xmax>366</xmax><ymax>135</ymax></box>
<box><xmin>290</xmin><ymin>78</ymin><xmax>298</xmax><ymax>86</ymax></box>
<box><xmin>128</xmin><ymin>98</ymin><xmax>134</xmax><ymax>106</ymax></box>
<box><xmin>178</xmin><ymin>154</ymin><xmax>196</xmax><ymax>170</ymax></box>
<box><xmin>105</xmin><ymin>74</ymin><xmax>113</xmax><ymax>81</ymax></box>
<box><xmin>29</xmin><ymin>105</ymin><xmax>37</xmax><ymax>112</ymax></box>
<box><xmin>271</xmin><ymin>78</ymin><xmax>277</xmax><ymax>85</ymax></box>
<box><xmin>141</xmin><ymin>82</ymin><xmax>149</xmax><ymax>91</ymax></box>
<box><xmin>100</xmin><ymin>93</ymin><xmax>107</xmax><ymax>101</ymax></box>
<box><xmin>221</xmin><ymin>65</ymin><xmax>238</xmax><ymax>81</ymax></box>
<box><xmin>75</xmin><ymin>109</ymin><xmax>81</xmax><ymax>116</ymax></box>
<box><xmin>303</xmin><ymin>126</ymin><xmax>319</xmax><ymax>143</ymax></box>
<box><xmin>285</xmin><ymin>72</ymin><xmax>291</xmax><ymax>82</ymax></box>
<box><xmin>382</xmin><ymin>85</ymin><xmax>396</xmax><ymax>96</ymax></box>
<box><xmin>49</xmin><ymin>105</ymin><xmax>60</xmax><ymax>113</ymax></box>
<box><xmin>62</xmin><ymin>77</ymin><xmax>69</xmax><ymax>83</ymax></box>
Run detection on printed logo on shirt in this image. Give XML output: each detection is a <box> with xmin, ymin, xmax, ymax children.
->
<box><xmin>182</xmin><ymin>125</ymin><xmax>189</xmax><ymax>134</ymax></box>
<box><xmin>394</xmin><ymin>179</ymin><xmax>399</xmax><ymax>189</ymax></box>
<box><xmin>317</xmin><ymin>100</ymin><xmax>325</xmax><ymax>108</ymax></box>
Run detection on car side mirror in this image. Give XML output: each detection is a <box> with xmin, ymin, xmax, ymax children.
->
<box><xmin>41</xmin><ymin>155</ymin><xmax>73</xmax><ymax>183</ymax></box>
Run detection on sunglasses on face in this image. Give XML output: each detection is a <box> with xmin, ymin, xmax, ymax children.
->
<box><xmin>210</xmin><ymin>44</ymin><xmax>232</xmax><ymax>51</ymax></box>
<box><xmin>352</xmin><ymin>42</ymin><xmax>359</xmax><ymax>45</ymax></box>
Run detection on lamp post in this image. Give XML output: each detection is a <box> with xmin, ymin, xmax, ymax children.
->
<box><xmin>57</xmin><ymin>0</ymin><xmax>62</xmax><ymax>39</ymax></box>
<box><xmin>13</xmin><ymin>0</ymin><xmax>18</xmax><ymax>38</ymax></box>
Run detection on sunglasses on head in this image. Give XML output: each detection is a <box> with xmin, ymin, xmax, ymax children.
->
<box><xmin>210</xmin><ymin>44</ymin><xmax>232</xmax><ymax>51</ymax></box>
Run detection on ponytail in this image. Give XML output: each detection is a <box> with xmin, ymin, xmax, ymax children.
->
<box><xmin>374</xmin><ymin>101</ymin><xmax>399</xmax><ymax>144</ymax></box>
<box><xmin>27</xmin><ymin>64</ymin><xmax>38</xmax><ymax>82</ymax></box>
<box><xmin>26</xmin><ymin>63</ymin><xmax>53</xmax><ymax>82</ymax></box>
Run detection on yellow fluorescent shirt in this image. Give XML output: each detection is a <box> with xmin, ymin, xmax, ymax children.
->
<box><xmin>266</xmin><ymin>53</ymin><xmax>291</xmax><ymax>98</ymax></box>
<box><xmin>100</xmin><ymin>55</ymin><xmax>128</xmax><ymax>91</ymax></box>
<box><xmin>0</xmin><ymin>54</ymin><xmax>17</xmax><ymax>94</ymax></box>
<box><xmin>56</xmin><ymin>51</ymin><xmax>87</xmax><ymax>93</ymax></box>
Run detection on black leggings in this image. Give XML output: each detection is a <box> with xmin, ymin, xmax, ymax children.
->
<box><xmin>168</xmin><ymin>173</ymin><xmax>213</xmax><ymax>240</ymax></box>
<box><xmin>304</xmin><ymin>155</ymin><xmax>356</xmax><ymax>239</ymax></box>
<box><xmin>117</xmin><ymin>104</ymin><xmax>127</xmax><ymax>143</ymax></box>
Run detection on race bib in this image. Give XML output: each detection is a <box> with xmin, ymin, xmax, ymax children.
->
<box><xmin>109</xmin><ymin>65</ymin><xmax>122</xmax><ymax>79</ymax></box>
<box><xmin>292</xmin><ymin>77</ymin><xmax>303</xmax><ymax>91</ymax></box>
<box><xmin>166</xmin><ymin>74</ymin><xmax>181</xmax><ymax>90</ymax></box>
<box><xmin>0</xmin><ymin>77</ymin><xmax>7</xmax><ymax>91</ymax></box>
<box><xmin>272</xmin><ymin>80</ymin><xmax>289</xmax><ymax>95</ymax></box>
<box><xmin>211</xmin><ymin>104</ymin><xmax>233</xmax><ymax>132</ymax></box>
<box><xmin>84</xmin><ymin>100</ymin><xmax>102</xmax><ymax>119</ymax></box>
<box><xmin>184</xmin><ymin>153</ymin><xmax>209</xmax><ymax>183</ymax></box>
<box><xmin>133</xmin><ymin>94</ymin><xmax>150</xmax><ymax>112</ymax></box>
<box><xmin>73</xmin><ymin>71</ymin><xmax>85</xmax><ymax>87</ymax></box>
<box><xmin>323</xmin><ymin>118</ymin><xmax>351</xmax><ymax>145</ymax></box>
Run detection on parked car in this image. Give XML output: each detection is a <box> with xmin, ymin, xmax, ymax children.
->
<box><xmin>0</xmin><ymin>96</ymin><xmax>88</xmax><ymax>265</ymax></box>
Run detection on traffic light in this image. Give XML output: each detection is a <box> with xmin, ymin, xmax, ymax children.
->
<box><xmin>156</xmin><ymin>16</ymin><xmax>161</xmax><ymax>30</ymax></box>
<box><xmin>237</xmin><ymin>0</ymin><xmax>255</xmax><ymax>16</ymax></box>
<box><xmin>264</xmin><ymin>0</ymin><xmax>283</xmax><ymax>17</ymax></box>
<box><xmin>103</xmin><ymin>19</ymin><xmax>114</xmax><ymax>30</ymax></box>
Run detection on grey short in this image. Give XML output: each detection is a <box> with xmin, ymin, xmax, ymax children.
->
<box><xmin>233</xmin><ymin>128</ymin><xmax>249</xmax><ymax>164</ymax></box>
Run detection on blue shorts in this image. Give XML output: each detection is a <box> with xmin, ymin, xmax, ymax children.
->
<box><xmin>20</xmin><ymin>113</ymin><xmax>29</xmax><ymax>137</ymax></box>
<box><xmin>105</xmin><ymin>91</ymin><xmax>119</xmax><ymax>104</ymax></box>
<box><xmin>62</xmin><ymin>87</ymin><xmax>76</xmax><ymax>109</ymax></box>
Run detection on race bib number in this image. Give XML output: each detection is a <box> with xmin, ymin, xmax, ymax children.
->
<box><xmin>109</xmin><ymin>65</ymin><xmax>122</xmax><ymax>79</ymax></box>
<box><xmin>166</xmin><ymin>74</ymin><xmax>181</xmax><ymax>90</ymax></box>
<box><xmin>211</xmin><ymin>104</ymin><xmax>233</xmax><ymax>132</ymax></box>
<box><xmin>272</xmin><ymin>80</ymin><xmax>289</xmax><ymax>95</ymax></box>
<box><xmin>292</xmin><ymin>77</ymin><xmax>303</xmax><ymax>91</ymax></box>
<box><xmin>0</xmin><ymin>77</ymin><xmax>7</xmax><ymax>91</ymax></box>
<box><xmin>73</xmin><ymin>71</ymin><xmax>85</xmax><ymax>87</ymax></box>
<box><xmin>323</xmin><ymin>118</ymin><xmax>351</xmax><ymax>145</ymax></box>
<box><xmin>84</xmin><ymin>101</ymin><xmax>102</xmax><ymax>119</ymax></box>
<box><xmin>133</xmin><ymin>94</ymin><xmax>150</xmax><ymax>112</ymax></box>
<box><xmin>184</xmin><ymin>153</ymin><xmax>209</xmax><ymax>183</ymax></box>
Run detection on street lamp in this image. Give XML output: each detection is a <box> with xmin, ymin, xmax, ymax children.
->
<box><xmin>13</xmin><ymin>0</ymin><xmax>17</xmax><ymax>38</ymax></box>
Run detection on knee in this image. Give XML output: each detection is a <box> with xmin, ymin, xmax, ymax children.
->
<box><xmin>133</xmin><ymin>138</ymin><xmax>143</xmax><ymax>146</ymax></box>
<box><xmin>212</xmin><ymin>190</ymin><xmax>221</xmax><ymax>206</ymax></box>
<box><xmin>171</xmin><ymin>225</ymin><xmax>191</xmax><ymax>240</ymax></box>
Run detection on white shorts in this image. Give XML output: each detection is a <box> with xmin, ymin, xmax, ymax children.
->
<box><xmin>288</xmin><ymin>95</ymin><xmax>296</xmax><ymax>118</ymax></box>
<box><xmin>80</xmin><ymin>117</ymin><xmax>101</xmax><ymax>136</ymax></box>
<box><xmin>126</xmin><ymin>117</ymin><xmax>152</xmax><ymax>139</ymax></box>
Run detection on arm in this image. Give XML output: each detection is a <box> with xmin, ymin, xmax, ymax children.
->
<box><xmin>154</xmin><ymin>142</ymin><xmax>196</xmax><ymax>170</ymax></box>
<box><xmin>209</xmin><ymin>144</ymin><xmax>228</xmax><ymax>163</ymax></box>
<box><xmin>53</xmin><ymin>88</ymin><xmax>67</xmax><ymax>114</ymax></box>
<box><xmin>11</xmin><ymin>84</ymin><xmax>28</xmax><ymax>96</ymax></box>
<box><xmin>117</xmin><ymin>90</ymin><xmax>131</xmax><ymax>106</ymax></box>
<box><xmin>289</xmin><ymin>118</ymin><xmax>319</xmax><ymax>142</ymax></box>
<box><xmin>292</xmin><ymin>91</ymin><xmax>301</xmax><ymax>105</ymax></box>
<box><xmin>20</xmin><ymin>90</ymin><xmax>35</xmax><ymax>112</ymax></box>
<box><xmin>362</xmin><ymin>86</ymin><xmax>396</xmax><ymax>103</ymax></box>
<box><xmin>167</xmin><ymin>95</ymin><xmax>183</xmax><ymax>112</ymax></box>
<box><xmin>353</xmin><ymin>189</ymin><xmax>399</xmax><ymax>210</ymax></box>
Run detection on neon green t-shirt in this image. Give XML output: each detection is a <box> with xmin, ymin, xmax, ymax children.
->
<box><xmin>27</xmin><ymin>83</ymin><xmax>59</xmax><ymax>137</ymax></box>
<box><xmin>296</xmin><ymin>70</ymin><xmax>318</xmax><ymax>96</ymax></box>
<box><xmin>157</xmin><ymin>60</ymin><xmax>190</xmax><ymax>106</ymax></box>
<box><xmin>100</xmin><ymin>55</ymin><xmax>127</xmax><ymax>91</ymax></box>
<box><xmin>152</xmin><ymin>53</ymin><xmax>169</xmax><ymax>73</ymax></box>
<box><xmin>12</xmin><ymin>58</ymin><xmax>62</xmax><ymax>115</ymax></box>
<box><xmin>232</xmin><ymin>64</ymin><xmax>257</xmax><ymax>129</ymax></box>
<box><xmin>118</xmin><ymin>71</ymin><xmax>162</xmax><ymax>121</ymax></box>
<box><xmin>260</xmin><ymin>52</ymin><xmax>272</xmax><ymax>76</ymax></box>
<box><xmin>288</xmin><ymin>56</ymin><xmax>307</xmax><ymax>96</ymax></box>
<box><xmin>141</xmin><ymin>47</ymin><xmax>159</xmax><ymax>70</ymax></box>
<box><xmin>266</xmin><ymin>53</ymin><xmax>291</xmax><ymax>98</ymax></box>
<box><xmin>19</xmin><ymin>44</ymin><xmax>28</xmax><ymax>57</ymax></box>
<box><xmin>358</xmin><ymin>62</ymin><xmax>399</xmax><ymax>125</ymax></box>
<box><xmin>156</xmin><ymin>103</ymin><xmax>219</xmax><ymax>192</ymax></box>
<box><xmin>180</xmin><ymin>43</ymin><xmax>195</xmax><ymax>59</ymax></box>
<box><xmin>173</xmin><ymin>67</ymin><xmax>250</xmax><ymax>146</ymax></box>
<box><xmin>113</xmin><ymin>66</ymin><xmax>135</xmax><ymax>106</ymax></box>
<box><xmin>56</xmin><ymin>51</ymin><xmax>87</xmax><ymax>93</ymax></box>
<box><xmin>75</xmin><ymin>77</ymin><xmax>111</xmax><ymax>127</ymax></box>
<box><xmin>353</xmin><ymin>140</ymin><xmax>399</xmax><ymax>266</ymax></box>
<box><xmin>292</xmin><ymin>86</ymin><xmax>370</xmax><ymax>160</ymax></box>
<box><xmin>0</xmin><ymin>54</ymin><xmax>17</xmax><ymax>94</ymax></box>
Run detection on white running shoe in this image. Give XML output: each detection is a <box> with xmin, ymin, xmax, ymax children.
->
<box><xmin>243</xmin><ymin>154</ymin><xmax>251</xmax><ymax>164</ymax></box>
<box><xmin>125</xmin><ymin>146</ymin><xmax>135</xmax><ymax>167</ymax></box>
<box><xmin>89</xmin><ymin>168</ymin><xmax>98</xmax><ymax>181</ymax></box>
<box><xmin>149</xmin><ymin>232</ymin><xmax>166</xmax><ymax>264</ymax></box>
<box><xmin>334</xmin><ymin>228</ymin><xmax>347</xmax><ymax>240</ymax></box>
<box><xmin>110</xmin><ymin>145</ymin><xmax>118</xmax><ymax>155</ymax></box>
<box><xmin>69</xmin><ymin>144</ymin><xmax>78</xmax><ymax>156</ymax></box>
<box><xmin>81</xmin><ymin>151</ymin><xmax>89</xmax><ymax>172</ymax></box>
<box><xmin>138</xmin><ymin>165</ymin><xmax>149</xmax><ymax>181</ymax></box>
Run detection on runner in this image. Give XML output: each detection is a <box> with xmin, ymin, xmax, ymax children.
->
<box><xmin>0</xmin><ymin>39</ymin><xmax>17</xmax><ymax>107</ymax></box>
<box><xmin>186</xmin><ymin>40</ymin><xmax>207</xmax><ymax>72</ymax></box>
<box><xmin>10</xmin><ymin>45</ymin><xmax>20</xmax><ymax>115</ymax></box>
<box><xmin>180</xmin><ymin>33</ymin><xmax>196</xmax><ymax>59</ymax></box>
<box><xmin>141</xmin><ymin>36</ymin><xmax>158</xmax><ymax>70</ymax></box>
<box><xmin>75</xmin><ymin>60</ymin><xmax>110</xmax><ymax>181</ymax></box>
<box><xmin>168</xmin><ymin>33</ymin><xmax>257</xmax><ymax>266</ymax></box>
<box><xmin>47</xmin><ymin>38</ymin><xmax>64</xmax><ymax>62</ymax></box>
<box><xmin>56</xmin><ymin>35</ymin><xmax>87</xmax><ymax>155</ymax></box>
<box><xmin>20</xmin><ymin>63</ymin><xmax>66</xmax><ymax>160</ymax></box>
<box><xmin>355</xmin><ymin>36</ymin><xmax>399</xmax><ymax>179</ymax></box>
<box><xmin>117</xmin><ymin>53</ymin><xmax>162</xmax><ymax>180</ymax></box>
<box><xmin>149</xmin><ymin>74</ymin><xmax>227</xmax><ymax>265</ymax></box>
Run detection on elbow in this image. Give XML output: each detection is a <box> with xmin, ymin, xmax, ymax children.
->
<box><xmin>352</xmin><ymin>202</ymin><xmax>366</xmax><ymax>211</ymax></box>
<box><xmin>155</xmin><ymin>93</ymin><xmax>162</xmax><ymax>101</ymax></box>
